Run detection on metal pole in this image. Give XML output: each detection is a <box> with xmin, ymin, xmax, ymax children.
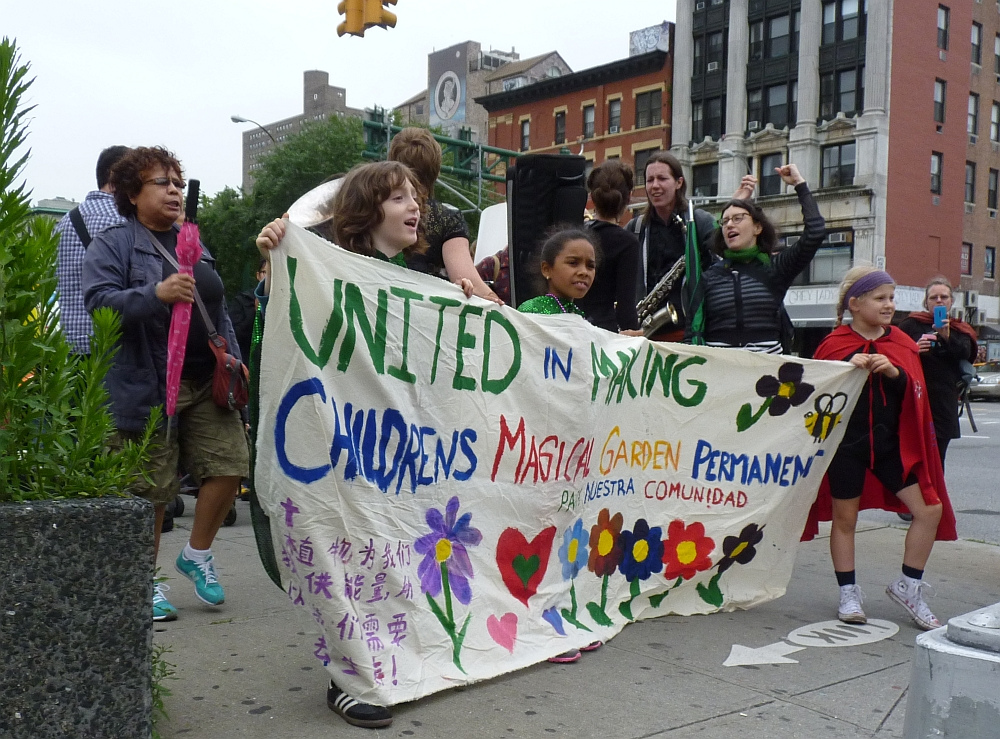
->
<box><xmin>230</xmin><ymin>115</ymin><xmax>276</xmax><ymax>144</ymax></box>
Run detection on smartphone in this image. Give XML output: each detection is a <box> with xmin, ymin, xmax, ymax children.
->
<box><xmin>933</xmin><ymin>305</ymin><xmax>948</xmax><ymax>328</ymax></box>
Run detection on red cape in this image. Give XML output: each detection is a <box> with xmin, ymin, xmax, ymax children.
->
<box><xmin>906</xmin><ymin>312</ymin><xmax>979</xmax><ymax>362</ymax></box>
<box><xmin>802</xmin><ymin>325</ymin><xmax>958</xmax><ymax>541</ymax></box>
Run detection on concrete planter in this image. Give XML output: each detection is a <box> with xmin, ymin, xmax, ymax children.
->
<box><xmin>0</xmin><ymin>497</ymin><xmax>155</xmax><ymax>738</ymax></box>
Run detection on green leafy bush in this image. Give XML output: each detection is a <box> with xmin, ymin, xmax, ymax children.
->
<box><xmin>0</xmin><ymin>37</ymin><xmax>154</xmax><ymax>502</ymax></box>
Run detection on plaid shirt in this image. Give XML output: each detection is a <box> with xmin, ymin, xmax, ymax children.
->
<box><xmin>55</xmin><ymin>191</ymin><xmax>126</xmax><ymax>354</ymax></box>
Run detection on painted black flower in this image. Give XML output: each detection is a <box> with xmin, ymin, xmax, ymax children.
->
<box><xmin>716</xmin><ymin>523</ymin><xmax>765</xmax><ymax>575</ymax></box>
<box><xmin>755</xmin><ymin>362</ymin><xmax>815</xmax><ymax>417</ymax></box>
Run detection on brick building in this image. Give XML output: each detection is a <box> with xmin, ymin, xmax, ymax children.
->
<box><xmin>476</xmin><ymin>45</ymin><xmax>672</xmax><ymax>191</ymax></box>
<box><xmin>669</xmin><ymin>0</ymin><xmax>998</xmax><ymax>340</ymax></box>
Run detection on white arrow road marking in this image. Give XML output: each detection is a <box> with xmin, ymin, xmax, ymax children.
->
<box><xmin>724</xmin><ymin>641</ymin><xmax>806</xmax><ymax>666</ymax></box>
<box><xmin>724</xmin><ymin>619</ymin><xmax>900</xmax><ymax>667</ymax></box>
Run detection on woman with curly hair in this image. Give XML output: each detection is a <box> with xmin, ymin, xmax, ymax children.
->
<box><xmin>82</xmin><ymin>146</ymin><xmax>248</xmax><ymax>623</ymax></box>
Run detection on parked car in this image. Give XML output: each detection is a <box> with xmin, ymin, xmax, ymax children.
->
<box><xmin>969</xmin><ymin>361</ymin><xmax>1000</xmax><ymax>400</ymax></box>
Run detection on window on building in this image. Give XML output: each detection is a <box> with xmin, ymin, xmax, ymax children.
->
<box><xmin>759</xmin><ymin>152</ymin><xmax>784</xmax><ymax>196</ymax></box>
<box><xmin>962</xmin><ymin>242</ymin><xmax>972</xmax><ymax>275</ymax></box>
<box><xmin>820</xmin><ymin>68</ymin><xmax>863</xmax><ymax>119</ymax></box>
<box><xmin>554</xmin><ymin>111</ymin><xmax>566</xmax><ymax>144</ymax></box>
<box><xmin>692</xmin><ymin>163</ymin><xmax>719</xmax><ymax>197</ymax></box>
<box><xmin>938</xmin><ymin>6</ymin><xmax>950</xmax><ymax>51</ymax></box>
<box><xmin>520</xmin><ymin>119</ymin><xmax>530</xmax><ymax>152</ymax></box>
<box><xmin>768</xmin><ymin>15</ymin><xmax>790</xmax><ymax>58</ymax></box>
<box><xmin>766</xmin><ymin>83</ymin><xmax>789</xmax><ymax>128</ymax></box>
<box><xmin>995</xmin><ymin>35</ymin><xmax>1000</xmax><ymax>74</ymax></box>
<box><xmin>973</xmin><ymin>22</ymin><xmax>983</xmax><ymax>65</ymax></box>
<box><xmin>822</xmin><ymin>0</ymin><xmax>863</xmax><ymax>44</ymax></box>
<box><xmin>609</xmin><ymin>99</ymin><xmax>621</xmax><ymax>132</ymax></box>
<box><xmin>931</xmin><ymin>151</ymin><xmax>944</xmax><ymax>194</ymax></box>
<box><xmin>635</xmin><ymin>148</ymin><xmax>659</xmax><ymax>187</ymax></box>
<box><xmin>693</xmin><ymin>36</ymin><xmax>705</xmax><ymax>75</ymax></box>
<box><xmin>839</xmin><ymin>68</ymin><xmax>859</xmax><ymax>115</ymax></box>
<box><xmin>934</xmin><ymin>79</ymin><xmax>947</xmax><ymax>124</ymax></box>
<box><xmin>747</xmin><ymin>89</ymin><xmax>763</xmax><ymax>129</ymax></box>
<box><xmin>749</xmin><ymin>21</ymin><xmax>764</xmax><ymax>61</ymax></box>
<box><xmin>705</xmin><ymin>96</ymin><xmax>724</xmax><ymax>139</ymax></box>
<box><xmin>966</xmin><ymin>161</ymin><xmax>977</xmax><ymax>203</ymax></box>
<box><xmin>583</xmin><ymin>105</ymin><xmax>595</xmax><ymax>139</ymax></box>
<box><xmin>992</xmin><ymin>103</ymin><xmax>999</xmax><ymax>142</ymax></box>
<box><xmin>821</xmin><ymin>142</ymin><xmax>856</xmax><ymax>187</ymax></box>
<box><xmin>969</xmin><ymin>93</ymin><xmax>980</xmax><ymax>135</ymax></box>
<box><xmin>990</xmin><ymin>168</ymin><xmax>999</xmax><ymax>209</ymax></box>
<box><xmin>987</xmin><ymin>246</ymin><xmax>996</xmax><ymax>279</ymax></box>
<box><xmin>636</xmin><ymin>89</ymin><xmax>662</xmax><ymax>129</ymax></box>
<box><xmin>707</xmin><ymin>31</ymin><xmax>725</xmax><ymax>69</ymax></box>
<box><xmin>788</xmin><ymin>232</ymin><xmax>854</xmax><ymax>286</ymax></box>
<box><xmin>692</xmin><ymin>101</ymin><xmax>704</xmax><ymax>141</ymax></box>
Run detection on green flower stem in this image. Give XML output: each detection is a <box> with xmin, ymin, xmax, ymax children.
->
<box><xmin>649</xmin><ymin>577</ymin><xmax>684</xmax><ymax>608</ymax></box>
<box><xmin>441</xmin><ymin>562</ymin><xmax>455</xmax><ymax>628</ymax></box>
<box><xmin>561</xmin><ymin>581</ymin><xmax>592</xmax><ymax>632</ymax></box>
<box><xmin>618</xmin><ymin>578</ymin><xmax>642</xmax><ymax>621</ymax></box>
<box><xmin>736</xmin><ymin>396</ymin><xmax>773</xmax><ymax>432</ymax></box>
<box><xmin>585</xmin><ymin>574</ymin><xmax>615</xmax><ymax>627</ymax></box>
<box><xmin>601</xmin><ymin>574</ymin><xmax>609</xmax><ymax>611</ymax></box>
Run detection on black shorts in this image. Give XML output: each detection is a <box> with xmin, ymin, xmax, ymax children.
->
<box><xmin>826</xmin><ymin>440</ymin><xmax>918</xmax><ymax>500</ymax></box>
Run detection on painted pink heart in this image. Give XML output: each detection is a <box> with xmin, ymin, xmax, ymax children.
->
<box><xmin>486</xmin><ymin>612</ymin><xmax>518</xmax><ymax>654</ymax></box>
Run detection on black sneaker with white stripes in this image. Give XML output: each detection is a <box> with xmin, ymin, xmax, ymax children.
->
<box><xmin>326</xmin><ymin>681</ymin><xmax>393</xmax><ymax>728</ymax></box>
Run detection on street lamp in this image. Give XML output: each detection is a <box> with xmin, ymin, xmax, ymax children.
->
<box><xmin>230</xmin><ymin>115</ymin><xmax>277</xmax><ymax>144</ymax></box>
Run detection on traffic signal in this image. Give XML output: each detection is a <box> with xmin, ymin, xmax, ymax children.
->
<box><xmin>337</xmin><ymin>0</ymin><xmax>364</xmax><ymax>36</ymax></box>
<box><xmin>363</xmin><ymin>0</ymin><xmax>397</xmax><ymax>30</ymax></box>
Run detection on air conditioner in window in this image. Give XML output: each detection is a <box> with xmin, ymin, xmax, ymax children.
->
<box><xmin>966</xmin><ymin>202</ymin><xmax>976</xmax><ymax>213</ymax></box>
<box><xmin>747</xmin><ymin>120</ymin><xmax>760</xmax><ymax>131</ymax></box>
<box><xmin>993</xmin><ymin>142</ymin><xmax>1000</xmax><ymax>152</ymax></box>
<box><xmin>978</xmin><ymin>309</ymin><xmax>989</xmax><ymax>323</ymax></box>
<box><xmin>932</xmin><ymin>195</ymin><xmax>941</xmax><ymax>205</ymax></box>
<box><xmin>711</xmin><ymin>0</ymin><xmax>723</xmax><ymax>5</ymax></box>
<box><xmin>707</xmin><ymin>61</ymin><xmax>720</xmax><ymax>72</ymax></box>
<box><xmin>827</xmin><ymin>232</ymin><xmax>847</xmax><ymax>244</ymax></box>
<box><xmin>967</xmin><ymin>290</ymin><xmax>980</xmax><ymax>307</ymax></box>
<box><xmin>696</xmin><ymin>1</ymin><xmax>705</xmax><ymax>8</ymax></box>
<box><xmin>609</xmin><ymin>125</ymin><xmax>619</xmax><ymax>133</ymax></box>
<box><xmin>970</xmin><ymin>134</ymin><xmax>979</xmax><ymax>145</ymax></box>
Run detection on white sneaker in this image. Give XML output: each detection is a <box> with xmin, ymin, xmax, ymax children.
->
<box><xmin>837</xmin><ymin>584</ymin><xmax>867</xmax><ymax>624</ymax></box>
<box><xmin>886</xmin><ymin>576</ymin><xmax>940</xmax><ymax>631</ymax></box>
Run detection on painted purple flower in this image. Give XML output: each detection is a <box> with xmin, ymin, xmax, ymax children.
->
<box><xmin>755</xmin><ymin>362</ymin><xmax>815</xmax><ymax>416</ymax></box>
<box><xmin>414</xmin><ymin>496</ymin><xmax>482</xmax><ymax>605</ymax></box>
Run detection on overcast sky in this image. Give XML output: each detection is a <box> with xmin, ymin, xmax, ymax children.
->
<box><xmin>6</xmin><ymin>0</ymin><xmax>676</xmax><ymax>205</ymax></box>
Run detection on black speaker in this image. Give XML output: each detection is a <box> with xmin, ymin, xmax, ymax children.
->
<box><xmin>506</xmin><ymin>154</ymin><xmax>588</xmax><ymax>306</ymax></box>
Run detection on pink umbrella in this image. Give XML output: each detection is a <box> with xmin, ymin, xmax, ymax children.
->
<box><xmin>165</xmin><ymin>179</ymin><xmax>202</xmax><ymax>419</ymax></box>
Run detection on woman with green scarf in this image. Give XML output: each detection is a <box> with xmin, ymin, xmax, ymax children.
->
<box><xmin>685</xmin><ymin>163</ymin><xmax>825</xmax><ymax>354</ymax></box>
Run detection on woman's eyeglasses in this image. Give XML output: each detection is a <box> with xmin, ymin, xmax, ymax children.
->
<box><xmin>143</xmin><ymin>177</ymin><xmax>186</xmax><ymax>190</ymax></box>
<box><xmin>719</xmin><ymin>213</ymin><xmax>750</xmax><ymax>227</ymax></box>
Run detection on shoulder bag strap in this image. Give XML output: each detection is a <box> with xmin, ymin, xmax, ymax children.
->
<box><xmin>69</xmin><ymin>206</ymin><xmax>92</xmax><ymax>248</ymax></box>
<box><xmin>145</xmin><ymin>229</ymin><xmax>222</xmax><ymax>344</ymax></box>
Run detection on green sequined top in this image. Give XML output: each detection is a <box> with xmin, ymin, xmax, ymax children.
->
<box><xmin>518</xmin><ymin>294</ymin><xmax>586</xmax><ymax>316</ymax></box>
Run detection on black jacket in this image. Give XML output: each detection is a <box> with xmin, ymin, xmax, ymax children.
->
<box><xmin>898</xmin><ymin>317</ymin><xmax>975</xmax><ymax>440</ymax></box>
<box><xmin>578</xmin><ymin>220</ymin><xmax>641</xmax><ymax>331</ymax></box>
<box><xmin>687</xmin><ymin>183</ymin><xmax>825</xmax><ymax>351</ymax></box>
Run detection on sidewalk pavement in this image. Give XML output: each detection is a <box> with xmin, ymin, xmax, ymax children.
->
<box><xmin>154</xmin><ymin>503</ymin><xmax>1000</xmax><ymax>738</ymax></box>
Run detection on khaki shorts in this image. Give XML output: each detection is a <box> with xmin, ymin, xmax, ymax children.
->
<box><xmin>113</xmin><ymin>377</ymin><xmax>250</xmax><ymax>506</ymax></box>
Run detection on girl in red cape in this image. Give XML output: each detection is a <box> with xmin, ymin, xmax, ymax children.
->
<box><xmin>803</xmin><ymin>266</ymin><xmax>957</xmax><ymax>632</ymax></box>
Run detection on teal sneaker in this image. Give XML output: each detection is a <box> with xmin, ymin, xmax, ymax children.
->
<box><xmin>175</xmin><ymin>552</ymin><xmax>225</xmax><ymax>605</ymax></box>
<box><xmin>153</xmin><ymin>583</ymin><xmax>178</xmax><ymax>622</ymax></box>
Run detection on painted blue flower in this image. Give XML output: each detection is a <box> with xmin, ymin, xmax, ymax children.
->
<box><xmin>558</xmin><ymin>518</ymin><xmax>589</xmax><ymax>580</ymax></box>
<box><xmin>414</xmin><ymin>496</ymin><xmax>482</xmax><ymax>605</ymax></box>
<box><xmin>618</xmin><ymin>518</ymin><xmax>664</xmax><ymax>581</ymax></box>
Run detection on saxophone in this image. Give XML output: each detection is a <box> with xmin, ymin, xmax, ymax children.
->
<box><xmin>636</xmin><ymin>213</ymin><xmax>687</xmax><ymax>337</ymax></box>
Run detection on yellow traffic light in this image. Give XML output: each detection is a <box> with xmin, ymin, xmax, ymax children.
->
<box><xmin>337</xmin><ymin>0</ymin><xmax>364</xmax><ymax>36</ymax></box>
<box><xmin>363</xmin><ymin>0</ymin><xmax>397</xmax><ymax>30</ymax></box>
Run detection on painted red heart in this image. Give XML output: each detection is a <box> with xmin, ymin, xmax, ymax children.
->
<box><xmin>496</xmin><ymin>526</ymin><xmax>556</xmax><ymax>607</ymax></box>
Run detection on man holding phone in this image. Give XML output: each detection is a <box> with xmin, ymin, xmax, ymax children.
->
<box><xmin>899</xmin><ymin>277</ymin><xmax>979</xmax><ymax>469</ymax></box>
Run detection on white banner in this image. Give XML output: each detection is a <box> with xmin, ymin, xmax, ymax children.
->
<box><xmin>255</xmin><ymin>223</ymin><xmax>865</xmax><ymax>704</ymax></box>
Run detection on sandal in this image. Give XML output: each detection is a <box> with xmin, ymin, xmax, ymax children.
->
<box><xmin>547</xmin><ymin>648</ymin><xmax>581</xmax><ymax>663</ymax></box>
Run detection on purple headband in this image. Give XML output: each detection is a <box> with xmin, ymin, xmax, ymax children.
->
<box><xmin>843</xmin><ymin>270</ymin><xmax>894</xmax><ymax>310</ymax></box>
